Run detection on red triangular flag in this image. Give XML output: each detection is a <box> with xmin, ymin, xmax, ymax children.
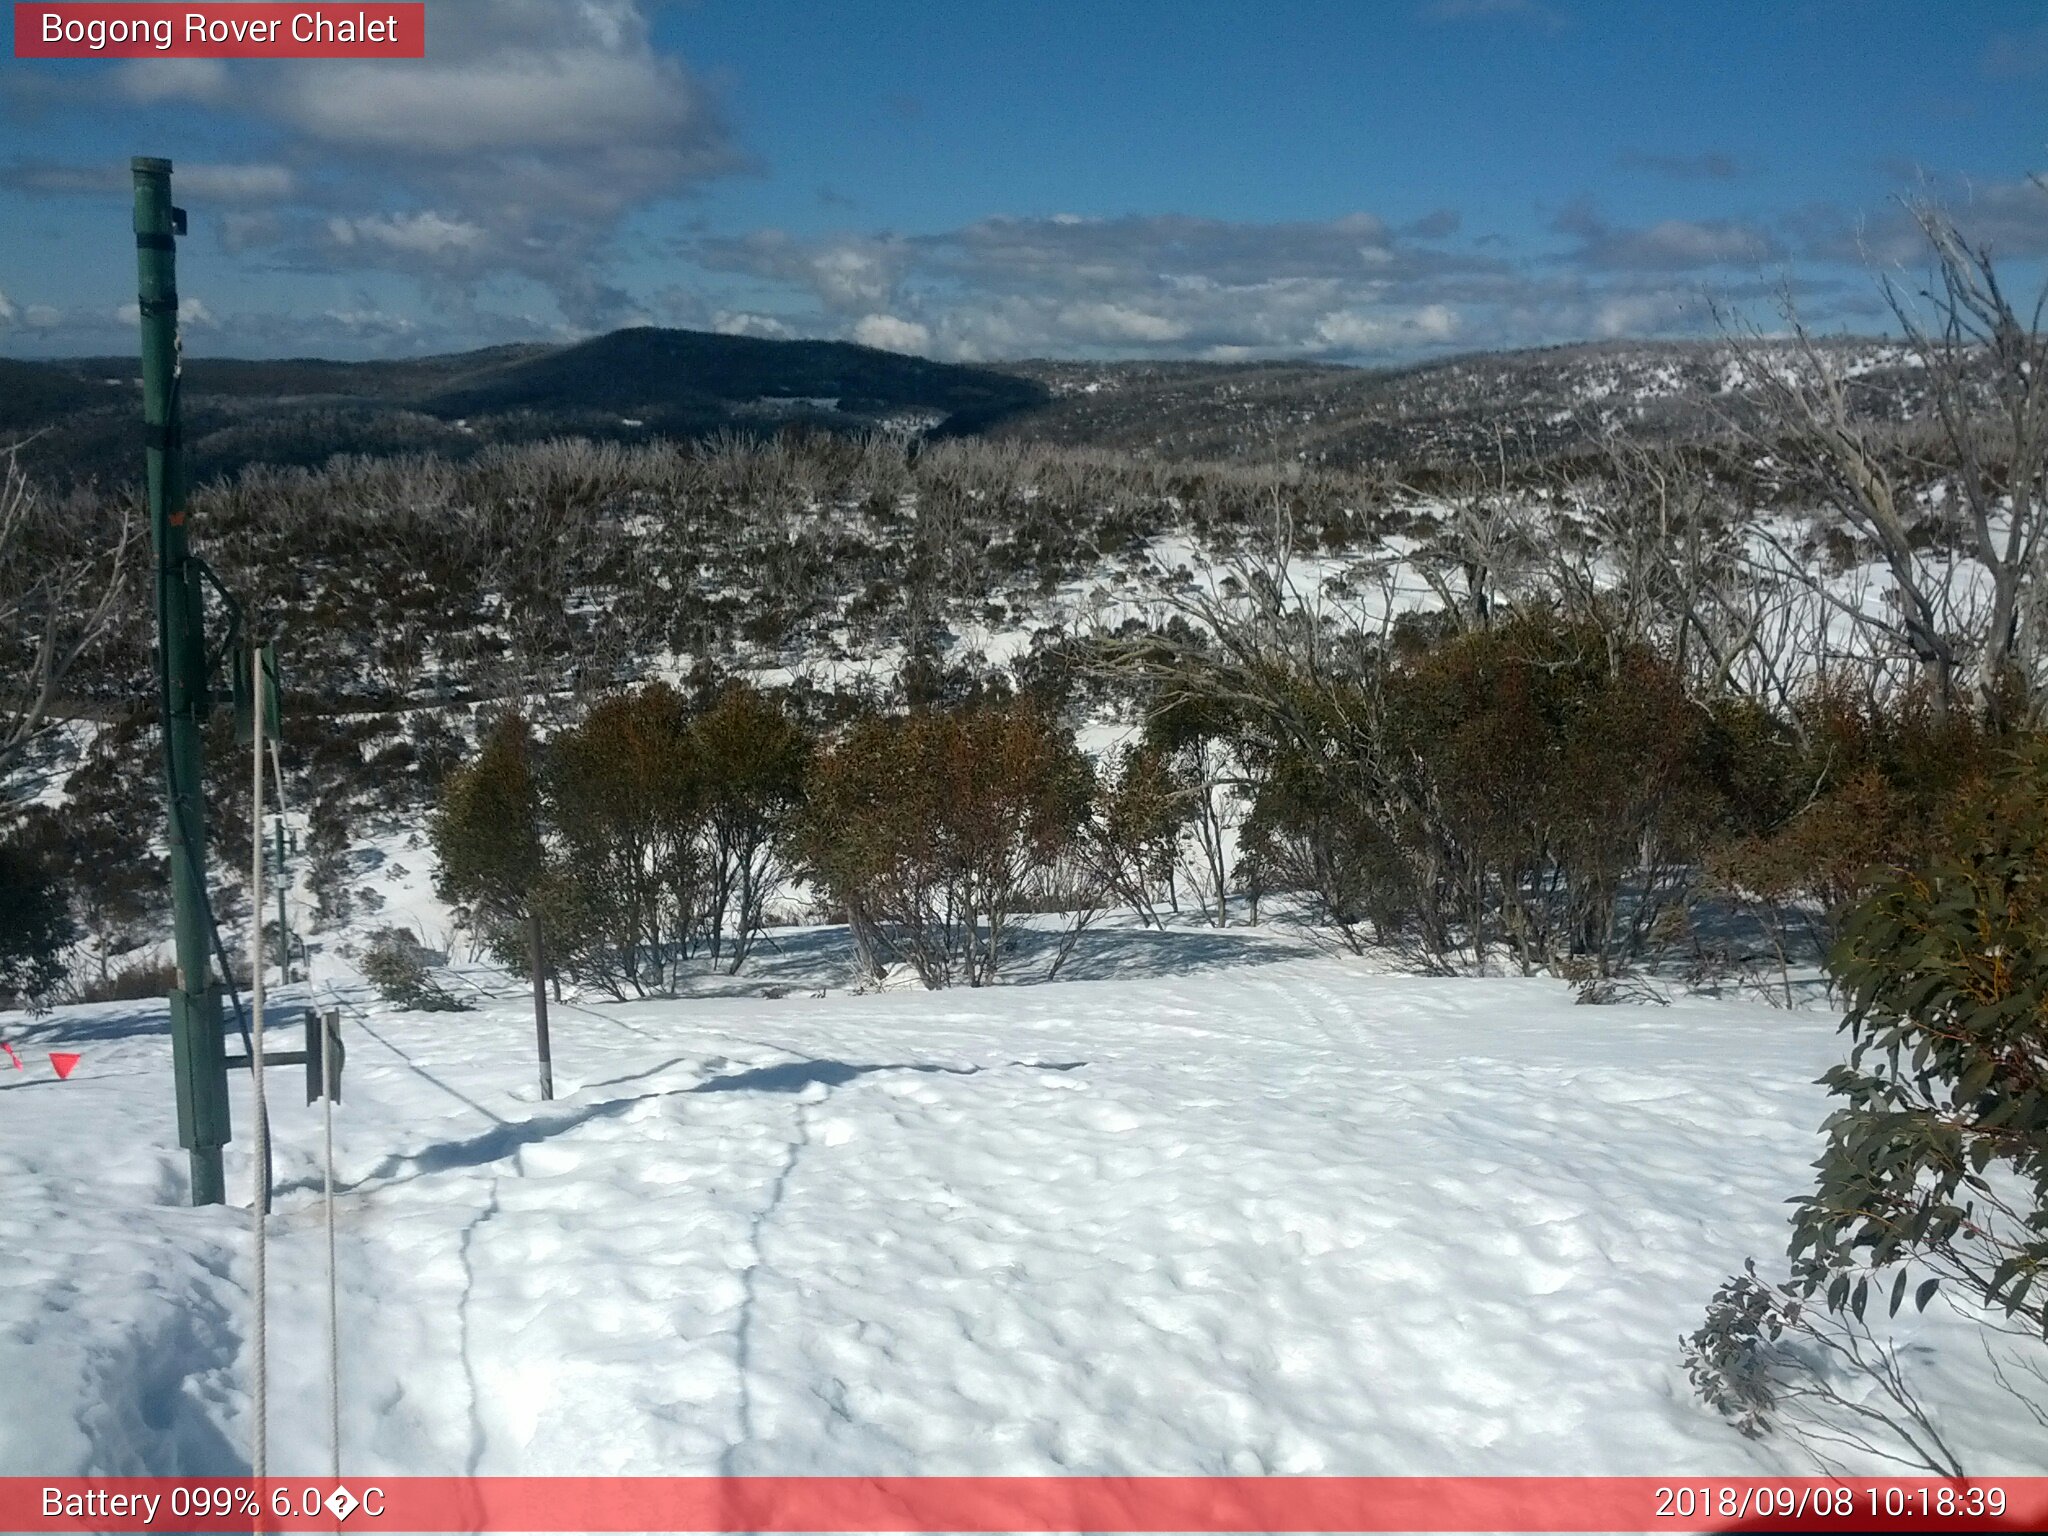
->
<box><xmin>49</xmin><ymin>1052</ymin><xmax>80</xmax><ymax>1080</ymax></box>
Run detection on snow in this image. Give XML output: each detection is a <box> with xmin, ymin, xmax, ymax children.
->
<box><xmin>5</xmin><ymin>936</ymin><xmax>2044</xmax><ymax>1479</ymax></box>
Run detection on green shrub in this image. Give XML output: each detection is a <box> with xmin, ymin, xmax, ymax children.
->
<box><xmin>543</xmin><ymin>683</ymin><xmax>703</xmax><ymax>996</ymax></box>
<box><xmin>1706</xmin><ymin>678</ymin><xmax>2003</xmax><ymax>962</ymax></box>
<box><xmin>800</xmin><ymin>701</ymin><xmax>1092</xmax><ymax>987</ymax></box>
<box><xmin>1790</xmin><ymin>743</ymin><xmax>2048</xmax><ymax>1339</ymax></box>
<box><xmin>360</xmin><ymin>926</ymin><xmax>469</xmax><ymax>1012</ymax></box>
<box><xmin>73</xmin><ymin>958</ymin><xmax>179</xmax><ymax>1005</ymax></box>
<box><xmin>0</xmin><ymin>814</ymin><xmax>76</xmax><ymax>1010</ymax></box>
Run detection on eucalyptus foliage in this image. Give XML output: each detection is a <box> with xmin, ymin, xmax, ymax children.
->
<box><xmin>1791</xmin><ymin>744</ymin><xmax>2048</xmax><ymax>1339</ymax></box>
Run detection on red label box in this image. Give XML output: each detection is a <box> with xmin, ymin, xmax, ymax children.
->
<box><xmin>13</xmin><ymin>4</ymin><xmax>424</xmax><ymax>58</ymax></box>
<box><xmin>6</xmin><ymin>1477</ymin><xmax>2048</xmax><ymax>1533</ymax></box>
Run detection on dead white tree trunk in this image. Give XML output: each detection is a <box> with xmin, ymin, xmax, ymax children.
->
<box><xmin>0</xmin><ymin>446</ymin><xmax>136</xmax><ymax>782</ymax></box>
<box><xmin>1723</xmin><ymin>186</ymin><xmax>2048</xmax><ymax>721</ymax></box>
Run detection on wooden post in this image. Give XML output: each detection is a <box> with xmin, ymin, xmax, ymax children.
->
<box><xmin>528</xmin><ymin>908</ymin><xmax>553</xmax><ymax>1100</ymax></box>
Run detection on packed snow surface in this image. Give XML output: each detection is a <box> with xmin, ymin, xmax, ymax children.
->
<box><xmin>4</xmin><ymin>935</ymin><xmax>2043</xmax><ymax>1477</ymax></box>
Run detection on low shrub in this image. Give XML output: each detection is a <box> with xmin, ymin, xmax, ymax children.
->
<box><xmin>360</xmin><ymin>926</ymin><xmax>469</xmax><ymax>1012</ymax></box>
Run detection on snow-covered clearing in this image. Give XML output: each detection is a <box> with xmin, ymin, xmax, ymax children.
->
<box><xmin>4</xmin><ymin>932</ymin><xmax>2044</xmax><ymax>1478</ymax></box>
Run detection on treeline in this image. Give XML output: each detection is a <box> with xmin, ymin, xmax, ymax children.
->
<box><xmin>405</xmin><ymin>608</ymin><xmax>2034</xmax><ymax>1005</ymax></box>
<box><xmin>1</xmin><ymin>604</ymin><xmax>2030</xmax><ymax>1010</ymax></box>
<box><xmin>435</xmin><ymin>680</ymin><xmax>1154</xmax><ymax>995</ymax></box>
<box><xmin>32</xmin><ymin>414</ymin><xmax>1916</xmax><ymax>729</ymax></box>
<box><xmin>1125</xmin><ymin>606</ymin><xmax>2021</xmax><ymax>985</ymax></box>
<box><xmin>48</xmin><ymin>430</ymin><xmax>1364</xmax><ymax>722</ymax></box>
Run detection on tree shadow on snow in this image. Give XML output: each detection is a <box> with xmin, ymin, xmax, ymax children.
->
<box><xmin>325</xmin><ymin>1055</ymin><xmax>1085</xmax><ymax>1196</ymax></box>
<box><xmin>597</xmin><ymin>918</ymin><xmax>1315</xmax><ymax>999</ymax></box>
<box><xmin>688</xmin><ymin>1058</ymin><xmax>984</xmax><ymax>1094</ymax></box>
<box><xmin>5</xmin><ymin>1002</ymin><xmax>172</xmax><ymax>1046</ymax></box>
<box><xmin>999</xmin><ymin>921</ymin><xmax>1313</xmax><ymax>983</ymax></box>
<box><xmin>315</xmin><ymin>1092</ymin><xmax>662</xmax><ymax>1193</ymax></box>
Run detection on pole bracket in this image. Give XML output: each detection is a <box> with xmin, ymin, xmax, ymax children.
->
<box><xmin>225</xmin><ymin>1008</ymin><xmax>345</xmax><ymax>1105</ymax></box>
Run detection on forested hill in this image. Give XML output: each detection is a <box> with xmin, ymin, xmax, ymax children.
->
<box><xmin>0</xmin><ymin>327</ymin><xmax>1049</xmax><ymax>485</ymax></box>
<box><xmin>1</xmin><ymin>329</ymin><xmax>1916</xmax><ymax>487</ymax></box>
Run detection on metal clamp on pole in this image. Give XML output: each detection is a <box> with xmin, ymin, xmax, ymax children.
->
<box><xmin>224</xmin><ymin>1007</ymin><xmax>345</xmax><ymax>1105</ymax></box>
<box><xmin>310</xmin><ymin>1008</ymin><xmax>344</xmax><ymax>1106</ymax></box>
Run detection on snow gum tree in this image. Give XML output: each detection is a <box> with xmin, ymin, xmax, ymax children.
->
<box><xmin>0</xmin><ymin>446</ymin><xmax>135</xmax><ymax>780</ymax></box>
<box><xmin>1704</xmin><ymin>677</ymin><xmax>2003</xmax><ymax>988</ymax></box>
<box><xmin>430</xmin><ymin>710</ymin><xmax>556</xmax><ymax>1097</ymax></box>
<box><xmin>1145</xmin><ymin>694</ymin><xmax>1242</xmax><ymax>929</ymax></box>
<box><xmin>801</xmin><ymin>701</ymin><xmax>1092</xmax><ymax>987</ymax></box>
<box><xmin>1085</xmin><ymin>743</ymin><xmax>1187</xmax><ymax>928</ymax></box>
<box><xmin>543</xmin><ymin>683</ymin><xmax>703</xmax><ymax>997</ymax></box>
<box><xmin>0</xmin><ymin>811</ymin><xmax>76</xmax><ymax>1009</ymax></box>
<box><xmin>690</xmin><ymin>683</ymin><xmax>809</xmax><ymax>973</ymax></box>
<box><xmin>1386</xmin><ymin>614</ymin><xmax>1715</xmax><ymax>972</ymax></box>
<box><xmin>1732</xmin><ymin>190</ymin><xmax>2048</xmax><ymax>726</ymax></box>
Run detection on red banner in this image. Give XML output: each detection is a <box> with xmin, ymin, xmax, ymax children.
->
<box><xmin>5</xmin><ymin>1477</ymin><xmax>2048</xmax><ymax>1533</ymax></box>
<box><xmin>13</xmin><ymin>4</ymin><xmax>424</xmax><ymax>59</ymax></box>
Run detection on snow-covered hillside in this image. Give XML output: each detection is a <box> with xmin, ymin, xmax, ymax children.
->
<box><xmin>4</xmin><ymin>937</ymin><xmax>2043</xmax><ymax>1478</ymax></box>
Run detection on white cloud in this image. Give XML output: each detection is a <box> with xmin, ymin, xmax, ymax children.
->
<box><xmin>1623</xmin><ymin>219</ymin><xmax>1777</xmax><ymax>267</ymax></box>
<box><xmin>676</xmin><ymin>197</ymin><xmax>1872</xmax><ymax>362</ymax></box>
<box><xmin>114</xmin><ymin>57</ymin><xmax>230</xmax><ymax>104</ymax></box>
<box><xmin>1312</xmin><ymin>303</ymin><xmax>1462</xmax><ymax>350</ymax></box>
<box><xmin>1787</xmin><ymin>178</ymin><xmax>2048</xmax><ymax>268</ymax></box>
<box><xmin>0</xmin><ymin>158</ymin><xmax>291</xmax><ymax>203</ymax></box>
<box><xmin>280</xmin><ymin>54</ymin><xmax>711</xmax><ymax>157</ymax></box>
<box><xmin>685</xmin><ymin>209</ymin><xmax>1512</xmax><ymax>362</ymax></box>
<box><xmin>114</xmin><ymin>295</ymin><xmax>215</xmax><ymax>326</ymax></box>
<box><xmin>322</xmin><ymin>308</ymin><xmax>420</xmax><ymax>338</ymax></box>
<box><xmin>852</xmin><ymin>314</ymin><xmax>932</xmax><ymax>353</ymax></box>
<box><xmin>104</xmin><ymin>2</ymin><xmax>745</xmax><ymax>328</ymax></box>
<box><xmin>1594</xmin><ymin>293</ymin><xmax>1687</xmax><ymax>337</ymax></box>
<box><xmin>1414</xmin><ymin>302</ymin><xmax>1461</xmax><ymax>338</ymax></box>
<box><xmin>695</xmin><ymin>231</ymin><xmax>908</xmax><ymax>314</ymax></box>
<box><xmin>0</xmin><ymin>289</ymin><xmax>15</xmax><ymax>325</ymax></box>
<box><xmin>809</xmin><ymin>245</ymin><xmax>902</xmax><ymax>310</ymax></box>
<box><xmin>712</xmin><ymin>311</ymin><xmax>796</xmax><ymax>340</ymax></box>
<box><xmin>687</xmin><ymin>211</ymin><xmax>1515</xmax><ymax>361</ymax></box>
<box><xmin>177</xmin><ymin>163</ymin><xmax>296</xmax><ymax>201</ymax></box>
<box><xmin>1555</xmin><ymin>200</ymin><xmax>1783</xmax><ymax>271</ymax></box>
<box><xmin>328</xmin><ymin>212</ymin><xmax>487</xmax><ymax>257</ymax></box>
<box><xmin>1055</xmin><ymin>303</ymin><xmax>1189</xmax><ymax>343</ymax></box>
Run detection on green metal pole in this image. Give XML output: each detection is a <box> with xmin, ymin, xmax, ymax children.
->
<box><xmin>135</xmin><ymin>157</ymin><xmax>231</xmax><ymax>1207</ymax></box>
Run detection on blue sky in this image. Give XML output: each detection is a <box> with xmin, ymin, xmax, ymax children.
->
<box><xmin>2</xmin><ymin>0</ymin><xmax>2044</xmax><ymax>361</ymax></box>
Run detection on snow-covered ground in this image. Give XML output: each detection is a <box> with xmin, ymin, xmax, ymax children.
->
<box><xmin>5</xmin><ymin>929</ymin><xmax>2044</xmax><ymax>1479</ymax></box>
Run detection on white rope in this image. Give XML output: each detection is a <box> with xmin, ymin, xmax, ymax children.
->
<box><xmin>322</xmin><ymin>1008</ymin><xmax>340</xmax><ymax>1480</ymax></box>
<box><xmin>247</xmin><ymin>656</ymin><xmax>271</xmax><ymax>1482</ymax></box>
<box><xmin>266</xmin><ymin>738</ymin><xmax>299</xmax><ymax>985</ymax></box>
<box><xmin>269</xmin><ymin>736</ymin><xmax>292</xmax><ymax>985</ymax></box>
<box><xmin>269</xmin><ymin>741</ymin><xmax>343</xmax><ymax>1479</ymax></box>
